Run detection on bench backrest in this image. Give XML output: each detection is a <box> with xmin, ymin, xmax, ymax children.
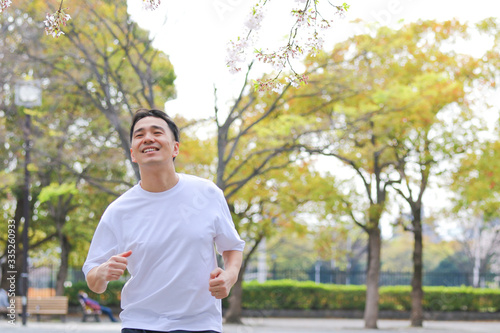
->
<box><xmin>15</xmin><ymin>296</ymin><xmax>69</xmax><ymax>314</ymax></box>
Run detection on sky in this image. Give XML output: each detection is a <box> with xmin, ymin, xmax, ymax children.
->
<box><xmin>126</xmin><ymin>0</ymin><xmax>500</xmax><ymax>238</ymax></box>
<box><xmin>127</xmin><ymin>0</ymin><xmax>500</xmax><ymax>121</ymax></box>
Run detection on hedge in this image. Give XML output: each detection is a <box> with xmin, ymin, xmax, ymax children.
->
<box><xmin>65</xmin><ymin>280</ymin><xmax>124</xmax><ymax>306</ymax></box>
<box><xmin>242</xmin><ymin>280</ymin><xmax>500</xmax><ymax>312</ymax></box>
<box><xmin>65</xmin><ymin>279</ymin><xmax>500</xmax><ymax>312</ymax></box>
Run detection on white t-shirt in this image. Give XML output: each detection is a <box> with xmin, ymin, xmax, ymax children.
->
<box><xmin>83</xmin><ymin>173</ymin><xmax>245</xmax><ymax>332</ymax></box>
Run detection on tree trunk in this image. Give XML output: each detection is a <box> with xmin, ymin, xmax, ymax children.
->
<box><xmin>224</xmin><ymin>270</ymin><xmax>244</xmax><ymax>324</ymax></box>
<box><xmin>364</xmin><ymin>226</ymin><xmax>381</xmax><ymax>329</ymax></box>
<box><xmin>410</xmin><ymin>211</ymin><xmax>424</xmax><ymax>327</ymax></box>
<box><xmin>55</xmin><ymin>235</ymin><xmax>71</xmax><ymax>296</ymax></box>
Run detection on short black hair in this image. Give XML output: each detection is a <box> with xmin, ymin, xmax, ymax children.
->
<box><xmin>130</xmin><ymin>108</ymin><xmax>180</xmax><ymax>143</ymax></box>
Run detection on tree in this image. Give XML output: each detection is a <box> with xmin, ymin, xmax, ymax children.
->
<box><xmin>385</xmin><ymin>19</ymin><xmax>485</xmax><ymax>326</ymax></box>
<box><xmin>449</xmin><ymin>138</ymin><xmax>500</xmax><ymax>286</ymax></box>
<box><xmin>296</xmin><ymin>19</ymin><xmax>484</xmax><ymax>328</ymax></box>
<box><xmin>300</xmin><ymin>36</ymin><xmax>407</xmax><ymax>329</ymax></box>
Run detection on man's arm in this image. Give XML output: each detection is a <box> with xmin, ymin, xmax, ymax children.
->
<box><xmin>208</xmin><ymin>250</ymin><xmax>243</xmax><ymax>299</ymax></box>
<box><xmin>86</xmin><ymin>250</ymin><xmax>132</xmax><ymax>294</ymax></box>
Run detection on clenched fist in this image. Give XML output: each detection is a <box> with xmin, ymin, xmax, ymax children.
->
<box><xmin>100</xmin><ymin>250</ymin><xmax>132</xmax><ymax>281</ymax></box>
<box><xmin>87</xmin><ymin>250</ymin><xmax>132</xmax><ymax>293</ymax></box>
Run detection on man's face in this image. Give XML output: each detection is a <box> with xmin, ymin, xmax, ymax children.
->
<box><xmin>130</xmin><ymin>116</ymin><xmax>179</xmax><ymax>166</ymax></box>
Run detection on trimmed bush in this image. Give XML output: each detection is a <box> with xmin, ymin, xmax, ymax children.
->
<box><xmin>379</xmin><ymin>286</ymin><xmax>411</xmax><ymax>311</ymax></box>
<box><xmin>242</xmin><ymin>280</ymin><xmax>366</xmax><ymax>310</ymax></box>
<box><xmin>242</xmin><ymin>281</ymin><xmax>500</xmax><ymax>313</ymax></box>
<box><xmin>64</xmin><ymin>279</ymin><xmax>500</xmax><ymax>312</ymax></box>
<box><xmin>422</xmin><ymin>286</ymin><xmax>500</xmax><ymax>312</ymax></box>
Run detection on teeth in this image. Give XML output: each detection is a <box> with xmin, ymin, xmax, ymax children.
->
<box><xmin>143</xmin><ymin>148</ymin><xmax>157</xmax><ymax>153</ymax></box>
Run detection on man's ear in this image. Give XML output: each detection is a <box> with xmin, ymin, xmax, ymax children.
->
<box><xmin>130</xmin><ymin>148</ymin><xmax>137</xmax><ymax>163</ymax></box>
<box><xmin>173</xmin><ymin>142</ymin><xmax>180</xmax><ymax>158</ymax></box>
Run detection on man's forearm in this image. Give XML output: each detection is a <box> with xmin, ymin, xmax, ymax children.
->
<box><xmin>86</xmin><ymin>266</ymin><xmax>108</xmax><ymax>294</ymax></box>
<box><xmin>222</xmin><ymin>250</ymin><xmax>243</xmax><ymax>285</ymax></box>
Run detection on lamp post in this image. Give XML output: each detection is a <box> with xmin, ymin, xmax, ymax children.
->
<box><xmin>15</xmin><ymin>79</ymin><xmax>42</xmax><ymax>326</ymax></box>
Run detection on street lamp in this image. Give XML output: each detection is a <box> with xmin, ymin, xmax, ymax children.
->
<box><xmin>15</xmin><ymin>80</ymin><xmax>43</xmax><ymax>109</ymax></box>
<box><xmin>15</xmin><ymin>79</ymin><xmax>42</xmax><ymax>326</ymax></box>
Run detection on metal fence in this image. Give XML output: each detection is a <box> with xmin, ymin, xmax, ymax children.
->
<box><xmin>27</xmin><ymin>266</ymin><xmax>86</xmax><ymax>290</ymax></box>
<box><xmin>21</xmin><ymin>265</ymin><xmax>500</xmax><ymax>292</ymax></box>
<box><xmin>243</xmin><ymin>267</ymin><xmax>500</xmax><ymax>288</ymax></box>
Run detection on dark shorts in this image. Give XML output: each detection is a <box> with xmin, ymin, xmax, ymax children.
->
<box><xmin>122</xmin><ymin>329</ymin><xmax>220</xmax><ymax>333</ymax></box>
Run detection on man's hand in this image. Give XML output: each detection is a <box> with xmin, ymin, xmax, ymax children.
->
<box><xmin>208</xmin><ymin>250</ymin><xmax>242</xmax><ymax>299</ymax></box>
<box><xmin>208</xmin><ymin>267</ymin><xmax>236</xmax><ymax>299</ymax></box>
<box><xmin>99</xmin><ymin>250</ymin><xmax>132</xmax><ymax>281</ymax></box>
<box><xmin>87</xmin><ymin>250</ymin><xmax>132</xmax><ymax>293</ymax></box>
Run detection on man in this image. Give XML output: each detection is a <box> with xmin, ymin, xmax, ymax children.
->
<box><xmin>83</xmin><ymin>109</ymin><xmax>245</xmax><ymax>333</ymax></box>
<box><xmin>78</xmin><ymin>291</ymin><xmax>118</xmax><ymax>322</ymax></box>
<box><xmin>0</xmin><ymin>288</ymin><xmax>9</xmax><ymax>314</ymax></box>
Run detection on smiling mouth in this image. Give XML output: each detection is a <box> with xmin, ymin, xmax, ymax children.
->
<box><xmin>142</xmin><ymin>148</ymin><xmax>159</xmax><ymax>153</ymax></box>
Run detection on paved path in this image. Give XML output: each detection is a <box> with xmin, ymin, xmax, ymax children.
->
<box><xmin>1</xmin><ymin>317</ymin><xmax>499</xmax><ymax>333</ymax></box>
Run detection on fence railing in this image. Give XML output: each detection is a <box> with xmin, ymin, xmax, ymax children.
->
<box><xmin>243</xmin><ymin>267</ymin><xmax>500</xmax><ymax>288</ymax></box>
<box><xmin>21</xmin><ymin>265</ymin><xmax>500</xmax><ymax>293</ymax></box>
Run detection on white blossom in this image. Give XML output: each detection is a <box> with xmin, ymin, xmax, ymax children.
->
<box><xmin>44</xmin><ymin>8</ymin><xmax>71</xmax><ymax>38</ymax></box>
<box><xmin>0</xmin><ymin>0</ymin><xmax>12</xmax><ymax>13</ymax></box>
<box><xmin>226</xmin><ymin>36</ymin><xmax>254</xmax><ymax>74</ymax></box>
<box><xmin>272</xmin><ymin>82</ymin><xmax>285</xmax><ymax>94</ymax></box>
<box><xmin>226</xmin><ymin>1</ymin><xmax>347</xmax><ymax>92</ymax></box>
<box><xmin>285</xmin><ymin>76</ymin><xmax>300</xmax><ymax>88</ymax></box>
<box><xmin>244</xmin><ymin>6</ymin><xmax>265</xmax><ymax>30</ymax></box>
<box><xmin>142</xmin><ymin>0</ymin><xmax>161</xmax><ymax>11</ymax></box>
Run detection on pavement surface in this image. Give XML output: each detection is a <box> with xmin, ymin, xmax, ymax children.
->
<box><xmin>1</xmin><ymin>316</ymin><xmax>500</xmax><ymax>333</ymax></box>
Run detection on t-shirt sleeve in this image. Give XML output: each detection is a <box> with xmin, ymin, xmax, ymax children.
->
<box><xmin>213</xmin><ymin>189</ymin><xmax>245</xmax><ymax>254</ymax></box>
<box><xmin>82</xmin><ymin>217</ymin><xmax>119</xmax><ymax>278</ymax></box>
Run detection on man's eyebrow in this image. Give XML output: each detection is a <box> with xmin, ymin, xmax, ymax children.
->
<box><xmin>133</xmin><ymin>125</ymin><xmax>166</xmax><ymax>136</ymax></box>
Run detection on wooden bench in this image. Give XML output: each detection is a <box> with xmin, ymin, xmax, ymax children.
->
<box><xmin>78</xmin><ymin>297</ymin><xmax>101</xmax><ymax>322</ymax></box>
<box><xmin>15</xmin><ymin>296</ymin><xmax>68</xmax><ymax>322</ymax></box>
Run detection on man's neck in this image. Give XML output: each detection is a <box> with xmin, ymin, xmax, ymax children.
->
<box><xmin>139</xmin><ymin>167</ymin><xmax>179</xmax><ymax>193</ymax></box>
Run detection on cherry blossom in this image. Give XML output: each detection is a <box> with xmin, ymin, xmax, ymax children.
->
<box><xmin>226</xmin><ymin>36</ymin><xmax>254</xmax><ymax>74</ymax></box>
<box><xmin>0</xmin><ymin>0</ymin><xmax>12</xmax><ymax>13</ymax></box>
<box><xmin>225</xmin><ymin>3</ymin><xmax>266</xmax><ymax>75</ymax></box>
<box><xmin>286</xmin><ymin>73</ymin><xmax>309</xmax><ymax>88</ymax></box>
<box><xmin>142</xmin><ymin>0</ymin><xmax>161</xmax><ymax>11</ymax></box>
<box><xmin>44</xmin><ymin>3</ymin><xmax>71</xmax><ymax>38</ymax></box>
<box><xmin>227</xmin><ymin>0</ymin><xmax>349</xmax><ymax>92</ymax></box>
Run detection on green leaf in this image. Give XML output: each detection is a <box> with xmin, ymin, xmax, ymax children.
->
<box><xmin>38</xmin><ymin>182</ymin><xmax>78</xmax><ymax>204</ymax></box>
